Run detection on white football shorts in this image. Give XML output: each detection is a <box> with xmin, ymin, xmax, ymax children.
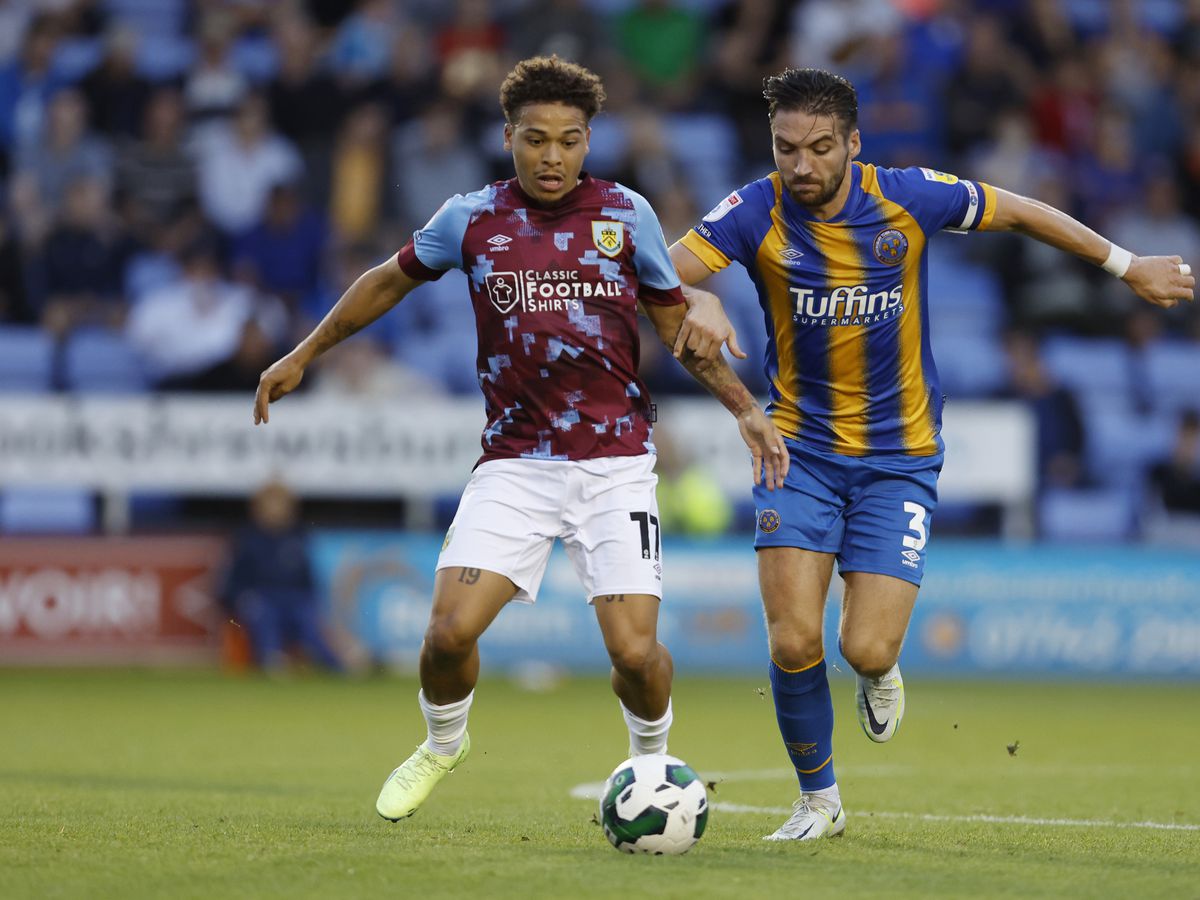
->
<box><xmin>436</xmin><ymin>453</ymin><xmax>663</xmax><ymax>603</ymax></box>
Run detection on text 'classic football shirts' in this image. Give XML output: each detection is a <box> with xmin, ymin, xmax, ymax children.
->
<box><xmin>397</xmin><ymin>174</ymin><xmax>684</xmax><ymax>465</ymax></box>
<box><xmin>681</xmin><ymin>163</ymin><xmax>997</xmax><ymax>457</ymax></box>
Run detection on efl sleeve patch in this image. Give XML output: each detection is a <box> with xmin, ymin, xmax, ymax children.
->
<box><xmin>702</xmin><ymin>191</ymin><xmax>743</xmax><ymax>222</ymax></box>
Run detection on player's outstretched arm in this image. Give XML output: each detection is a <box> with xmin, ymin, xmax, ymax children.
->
<box><xmin>641</xmin><ymin>300</ymin><xmax>788</xmax><ymax>490</ymax></box>
<box><xmin>668</xmin><ymin>242</ymin><xmax>745</xmax><ymax>371</ymax></box>
<box><xmin>253</xmin><ymin>258</ymin><xmax>421</xmax><ymax>425</ymax></box>
<box><xmin>987</xmin><ymin>188</ymin><xmax>1195</xmax><ymax>309</ymax></box>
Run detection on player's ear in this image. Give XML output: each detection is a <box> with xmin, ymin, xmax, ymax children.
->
<box><xmin>847</xmin><ymin>128</ymin><xmax>861</xmax><ymax>161</ymax></box>
<box><xmin>503</xmin><ymin>122</ymin><xmax>514</xmax><ymax>152</ymax></box>
<box><xmin>583</xmin><ymin>125</ymin><xmax>591</xmax><ymax>154</ymax></box>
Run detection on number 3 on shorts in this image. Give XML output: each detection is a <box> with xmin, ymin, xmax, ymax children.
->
<box><xmin>902</xmin><ymin>501</ymin><xmax>927</xmax><ymax>552</ymax></box>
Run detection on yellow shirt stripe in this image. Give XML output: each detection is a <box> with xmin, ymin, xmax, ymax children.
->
<box><xmin>756</xmin><ymin>175</ymin><xmax>802</xmax><ymax>438</ymax></box>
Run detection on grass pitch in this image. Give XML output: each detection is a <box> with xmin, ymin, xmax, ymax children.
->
<box><xmin>2</xmin><ymin>670</ymin><xmax>1197</xmax><ymax>899</ymax></box>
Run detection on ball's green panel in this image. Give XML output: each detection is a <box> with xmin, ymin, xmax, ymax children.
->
<box><xmin>603</xmin><ymin>804</ymin><xmax>669</xmax><ymax>844</ymax></box>
<box><xmin>664</xmin><ymin>764</ymin><xmax>699</xmax><ymax>789</ymax></box>
<box><xmin>693</xmin><ymin>802</ymin><xmax>709</xmax><ymax>839</ymax></box>
<box><xmin>602</xmin><ymin>767</ymin><xmax>634</xmax><ymax>810</ymax></box>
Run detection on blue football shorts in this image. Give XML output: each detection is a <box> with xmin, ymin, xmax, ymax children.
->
<box><xmin>752</xmin><ymin>438</ymin><xmax>944</xmax><ymax>586</ymax></box>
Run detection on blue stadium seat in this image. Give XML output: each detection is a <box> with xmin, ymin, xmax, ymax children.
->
<box><xmin>1144</xmin><ymin>341</ymin><xmax>1200</xmax><ymax>415</ymax></box>
<box><xmin>395</xmin><ymin>329</ymin><xmax>479</xmax><ymax>396</ymax></box>
<box><xmin>935</xmin><ymin>332</ymin><xmax>1009</xmax><ymax>398</ymax></box>
<box><xmin>1039</xmin><ymin>487</ymin><xmax>1138</xmax><ymax>542</ymax></box>
<box><xmin>134</xmin><ymin>35</ymin><xmax>195</xmax><ymax>80</ymax></box>
<box><xmin>51</xmin><ymin>37</ymin><xmax>103</xmax><ymax>82</ymax></box>
<box><xmin>667</xmin><ymin>114</ymin><xmax>737</xmax><ymax>210</ymax></box>
<box><xmin>0</xmin><ymin>327</ymin><xmax>55</xmax><ymax>392</ymax></box>
<box><xmin>63</xmin><ymin>330</ymin><xmax>148</xmax><ymax>393</ymax></box>
<box><xmin>0</xmin><ymin>487</ymin><xmax>96</xmax><ymax>534</ymax></box>
<box><xmin>927</xmin><ymin>253</ymin><xmax>1005</xmax><ymax>337</ymax></box>
<box><xmin>1042</xmin><ymin>336</ymin><xmax>1130</xmax><ymax>398</ymax></box>
<box><xmin>1080</xmin><ymin>401</ymin><xmax>1174</xmax><ymax>487</ymax></box>
<box><xmin>104</xmin><ymin>0</ymin><xmax>187</xmax><ymax>39</ymax></box>
<box><xmin>231</xmin><ymin>36</ymin><xmax>279</xmax><ymax>84</ymax></box>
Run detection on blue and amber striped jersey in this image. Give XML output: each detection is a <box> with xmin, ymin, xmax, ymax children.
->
<box><xmin>680</xmin><ymin>162</ymin><xmax>997</xmax><ymax>456</ymax></box>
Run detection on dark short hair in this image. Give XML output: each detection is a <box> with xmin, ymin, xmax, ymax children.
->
<box><xmin>762</xmin><ymin>68</ymin><xmax>858</xmax><ymax>133</ymax></box>
<box><xmin>499</xmin><ymin>56</ymin><xmax>606</xmax><ymax>124</ymax></box>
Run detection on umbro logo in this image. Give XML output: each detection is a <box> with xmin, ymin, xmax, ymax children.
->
<box><xmin>486</xmin><ymin>234</ymin><xmax>512</xmax><ymax>252</ymax></box>
<box><xmin>780</xmin><ymin>247</ymin><xmax>804</xmax><ymax>264</ymax></box>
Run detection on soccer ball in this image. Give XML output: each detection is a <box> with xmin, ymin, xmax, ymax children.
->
<box><xmin>598</xmin><ymin>753</ymin><xmax>709</xmax><ymax>855</ymax></box>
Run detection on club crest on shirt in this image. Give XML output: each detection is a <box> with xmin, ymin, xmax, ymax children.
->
<box><xmin>591</xmin><ymin>220</ymin><xmax>624</xmax><ymax>257</ymax></box>
<box><xmin>758</xmin><ymin>508</ymin><xmax>781</xmax><ymax>533</ymax></box>
<box><xmin>873</xmin><ymin>228</ymin><xmax>908</xmax><ymax>265</ymax></box>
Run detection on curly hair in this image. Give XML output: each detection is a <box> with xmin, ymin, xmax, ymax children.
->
<box><xmin>762</xmin><ymin>68</ymin><xmax>858</xmax><ymax>133</ymax></box>
<box><xmin>499</xmin><ymin>56</ymin><xmax>606</xmax><ymax>124</ymax></box>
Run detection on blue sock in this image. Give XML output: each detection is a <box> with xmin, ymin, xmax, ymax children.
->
<box><xmin>769</xmin><ymin>656</ymin><xmax>836</xmax><ymax>792</ymax></box>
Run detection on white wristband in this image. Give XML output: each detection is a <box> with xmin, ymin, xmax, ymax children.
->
<box><xmin>1101</xmin><ymin>242</ymin><xmax>1132</xmax><ymax>278</ymax></box>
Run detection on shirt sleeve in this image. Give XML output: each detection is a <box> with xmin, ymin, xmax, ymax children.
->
<box><xmin>678</xmin><ymin>181</ymin><xmax>764</xmax><ymax>273</ymax></box>
<box><xmin>395</xmin><ymin>193</ymin><xmax>476</xmax><ymax>281</ymax></box>
<box><xmin>882</xmin><ymin>166</ymin><xmax>998</xmax><ymax>234</ymax></box>
<box><xmin>628</xmin><ymin>190</ymin><xmax>685</xmax><ymax>306</ymax></box>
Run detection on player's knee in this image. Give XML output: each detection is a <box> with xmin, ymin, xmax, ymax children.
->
<box><xmin>841</xmin><ymin>633</ymin><xmax>900</xmax><ymax>678</ymax></box>
<box><xmin>768</xmin><ymin>626</ymin><xmax>824</xmax><ymax>671</ymax></box>
<box><xmin>423</xmin><ymin>617</ymin><xmax>479</xmax><ymax>662</ymax></box>
<box><xmin>608</xmin><ymin>638</ymin><xmax>657</xmax><ymax>681</ymax></box>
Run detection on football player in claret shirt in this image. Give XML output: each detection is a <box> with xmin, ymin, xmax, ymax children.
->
<box><xmin>253</xmin><ymin>56</ymin><xmax>787</xmax><ymax>822</ymax></box>
<box><xmin>668</xmin><ymin>67</ymin><xmax>1194</xmax><ymax>842</ymax></box>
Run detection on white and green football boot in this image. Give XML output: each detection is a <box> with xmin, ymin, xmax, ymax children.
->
<box><xmin>375</xmin><ymin>734</ymin><xmax>471</xmax><ymax>821</ymax></box>
<box><xmin>856</xmin><ymin>663</ymin><xmax>905</xmax><ymax>743</ymax></box>
<box><xmin>763</xmin><ymin>795</ymin><xmax>846</xmax><ymax>842</ymax></box>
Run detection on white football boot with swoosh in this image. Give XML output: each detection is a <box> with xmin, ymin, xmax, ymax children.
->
<box><xmin>856</xmin><ymin>664</ymin><xmax>905</xmax><ymax>743</ymax></box>
<box><xmin>763</xmin><ymin>794</ymin><xmax>847</xmax><ymax>841</ymax></box>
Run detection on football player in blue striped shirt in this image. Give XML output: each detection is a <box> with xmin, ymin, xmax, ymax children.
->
<box><xmin>670</xmin><ymin>68</ymin><xmax>1194</xmax><ymax>842</ymax></box>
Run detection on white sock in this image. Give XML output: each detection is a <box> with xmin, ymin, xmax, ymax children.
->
<box><xmin>418</xmin><ymin>689</ymin><xmax>473</xmax><ymax>756</ymax></box>
<box><xmin>621</xmin><ymin>698</ymin><xmax>672</xmax><ymax>756</ymax></box>
<box><xmin>805</xmin><ymin>783</ymin><xmax>841</xmax><ymax>813</ymax></box>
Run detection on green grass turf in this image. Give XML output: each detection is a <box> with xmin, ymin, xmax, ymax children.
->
<box><xmin>2</xmin><ymin>670</ymin><xmax>1197</xmax><ymax>899</ymax></box>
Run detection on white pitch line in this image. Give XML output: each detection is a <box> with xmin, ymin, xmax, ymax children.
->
<box><xmin>571</xmin><ymin>783</ymin><xmax>1200</xmax><ymax>833</ymax></box>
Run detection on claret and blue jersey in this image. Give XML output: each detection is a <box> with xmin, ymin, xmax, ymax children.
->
<box><xmin>680</xmin><ymin>162</ymin><xmax>997</xmax><ymax>457</ymax></box>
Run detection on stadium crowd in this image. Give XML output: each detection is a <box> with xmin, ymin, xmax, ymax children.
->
<box><xmin>0</xmin><ymin>0</ymin><xmax>1198</xmax><ymax>540</ymax></box>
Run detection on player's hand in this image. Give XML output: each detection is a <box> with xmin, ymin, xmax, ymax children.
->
<box><xmin>735</xmin><ymin>406</ymin><xmax>789</xmax><ymax>490</ymax></box>
<box><xmin>1123</xmin><ymin>255</ymin><xmax>1194</xmax><ymax>308</ymax></box>
<box><xmin>253</xmin><ymin>353</ymin><xmax>307</xmax><ymax>424</ymax></box>
<box><xmin>675</xmin><ymin>287</ymin><xmax>746</xmax><ymax>372</ymax></box>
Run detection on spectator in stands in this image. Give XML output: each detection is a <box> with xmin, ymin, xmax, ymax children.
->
<box><xmin>10</xmin><ymin>88</ymin><xmax>112</xmax><ymax>245</ymax></box>
<box><xmin>435</xmin><ymin>0</ymin><xmax>506</xmax><ymax>109</ymax></box>
<box><xmin>267</xmin><ymin>10</ymin><xmax>344</xmax><ymax>206</ymax></box>
<box><xmin>328</xmin><ymin>0</ymin><xmax>399</xmax><ymax>89</ymax></box>
<box><xmin>195</xmin><ymin>92</ymin><xmax>303</xmax><ymax>236</ymax></box>
<box><xmin>392</xmin><ymin>102</ymin><xmax>486</xmax><ymax>235</ymax></box>
<box><xmin>510</xmin><ymin>0</ymin><xmax>606</xmax><ymax>70</ymax></box>
<box><xmin>38</xmin><ymin>174</ymin><xmax>129</xmax><ymax>339</ymax></box>
<box><xmin>232</xmin><ymin>179</ymin><xmax>327</xmax><ymax>314</ymax></box>
<box><xmin>615</xmin><ymin>0</ymin><xmax>705</xmax><ymax>108</ymax></box>
<box><xmin>115</xmin><ymin>87</ymin><xmax>197</xmax><ymax>236</ymax></box>
<box><xmin>0</xmin><ymin>217</ymin><xmax>28</xmax><ymax>323</ymax></box>
<box><xmin>0</xmin><ymin>14</ymin><xmax>62</xmax><ymax>171</ymax></box>
<box><xmin>788</xmin><ymin>0</ymin><xmax>901</xmax><ymax>74</ymax></box>
<box><xmin>1001</xmin><ymin>331</ymin><xmax>1087</xmax><ymax>490</ymax></box>
<box><xmin>221</xmin><ymin>480</ymin><xmax>342</xmax><ymax>673</ymax></box>
<box><xmin>943</xmin><ymin>16</ymin><xmax>1031</xmax><ymax>159</ymax></box>
<box><xmin>126</xmin><ymin>235</ymin><xmax>285</xmax><ymax>390</ymax></box>
<box><xmin>184</xmin><ymin>10</ymin><xmax>247</xmax><ymax>124</ymax></box>
<box><xmin>80</xmin><ymin>25</ymin><xmax>150</xmax><ymax>139</ymax></box>
<box><xmin>328</xmin><ymin>102</ymin><xmax>387</xmax><ymax>242</ymax></box>
<box><xmin>1150</xmin><ymin>409</ymin><xmax>1200</xmax><ymax>515</ymax></box>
